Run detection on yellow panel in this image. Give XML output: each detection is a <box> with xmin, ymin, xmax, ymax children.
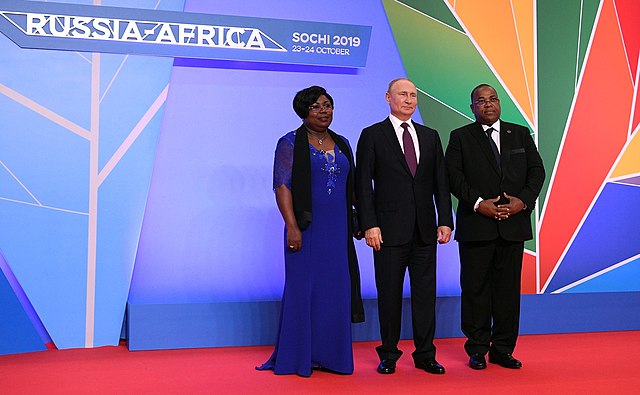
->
<box><xmin>611</xmin><ymin>129</ymin><xmax>640</xmax><ymax>177</ymax></box>
<box><xmin>450</xmin><ymin>0</ymin><xmax>535</xmax><ymax>127</ymax></box>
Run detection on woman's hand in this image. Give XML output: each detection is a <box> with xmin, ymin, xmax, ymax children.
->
<box><xmin>287</xmin><ymin>226</ymin><xmax>302</xmax><ymax>252</ymax></box>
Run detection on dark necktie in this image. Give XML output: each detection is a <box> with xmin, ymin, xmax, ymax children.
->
<box><xmin>485</xmin><ymin>127</ymin><xmax>500</xmax><ymax>167</ymax></box>
<box><xmin>401</xmin><ymin>122</ymin><xmax>417</xmax><ymax>176</ymax></box>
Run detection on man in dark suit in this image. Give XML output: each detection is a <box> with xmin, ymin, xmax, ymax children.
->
<box><xmin>356</xmin><ymin>78</ymin><xmax>453</xmax><ymax>375</ymax></box>
<box><xmin>445</xmin><ymin>84</ymin><xmax>545</xmax><ymax>370</ymax></box>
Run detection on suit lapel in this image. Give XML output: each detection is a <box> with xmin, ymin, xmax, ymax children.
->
<box><xmin>499</xmin><ymin>122</ymin><xmax>513</xmax><ymax>165</ymax></box>
<box><xmin>472</xmin><ymin>122</ymin><xmax>501</xmax><ymax>175</ymax></box>
<box><xmin>382</xmin><ymin>118</ymin><xmax>413</xmax><ymax>176</ymax></box>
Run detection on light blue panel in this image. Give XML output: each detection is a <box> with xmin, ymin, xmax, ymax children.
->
<box><xmin>0</xmin><ymin>253</ymin><xmax>47</xmax><ymax>355</ymax></box>
<box><xmin>565</xmin><ymin>257</ymin><xmax>640</xmax><ymax>293</ymax></box>
<box><xmin>94</xmin><ymin>105</ymin><xmax>168</xmax><ymax>346</ymax></box>
<box><xmin>0</xmin><ymin>0</ymin><xmax>184</xmax><ymax>351</ymax></box>
<box><xmin>0</xmin><ymin>156</ymin><xmax>36</xmax><ymax>203</ymax></box>
<box><xmin>0</xmin><ymin>44</ymin><xmax>90</xmax><ymax>350</ymax></box>
<box><xmin>97</xmin><ymin>55</ymin><xmax>173</xmax><ymax>171</ymax></box>
<box><xmin>0</xmin><ymin>81</ymin><xmax>90</xmax><ymax>213</ymax></box>
<box><xmin>0</xmin><ymin>20</ymin><xmax>91</xmax><ymax>131</ymax></box>
<box><xmin>0</xmin><ymin>201</ymin><xmax>88</xmax><ymax>349</ymax></box>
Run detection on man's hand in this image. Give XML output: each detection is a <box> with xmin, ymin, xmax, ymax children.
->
<box><xmin>437</xmin><ymin>226</ymin><xmax>452</xmax><ymax>244</ymax></box>
<box><xmin>495</xmin><ymin>192</ymin><xmax>526</xmax><ymax>220</ymax></box>
<box><xmin>476</xmin><ymin>196</ymin><xmax>501</xmax><ymax>219</ymax></box>
<box><xmin>365</xmin><ymin>227</ymin><xmax>383</xmax><ymax>251</ymax></box>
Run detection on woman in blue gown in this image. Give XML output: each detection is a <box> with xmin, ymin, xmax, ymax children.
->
<box><xmin>257</xmin><ymin>86</ymin><xmax>364</xmax><ymax>377</ymax></box>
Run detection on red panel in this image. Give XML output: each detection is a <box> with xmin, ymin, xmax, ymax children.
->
<box><xmin>615</xmin><ymin>0</ymin><xmax>640</xmax><ymax>82</ymax></box>
<box><xmin>521</xmin><ymin>252</ymin><xmax>537</xmax><ymax>295</ymax></box>
<box><xmin>539</xmin><ymin>0</ymin><xmax>633</xmax><ymax>291</ymax></box>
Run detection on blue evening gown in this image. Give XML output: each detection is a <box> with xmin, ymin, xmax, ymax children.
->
<box><xmin>257</xmin><ymin>131</ymin><xmax>353</xmax><ymax>376</ymax></box>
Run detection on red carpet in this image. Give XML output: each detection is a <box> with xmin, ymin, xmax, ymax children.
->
<box><xmin>1</xmin><ymin>331</ymin><xmax>639</xmax><ymax>394</ymax></box>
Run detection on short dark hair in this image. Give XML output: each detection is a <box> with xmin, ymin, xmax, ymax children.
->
<box><xmin>292</xmin><ymin>86</ymin><xmax>334</xmax><ymax>119</ymax></box>
<box><xmin>470</xmin><ymin>83</ymin><xmax>493</xmax><ymax>103</ymax></box>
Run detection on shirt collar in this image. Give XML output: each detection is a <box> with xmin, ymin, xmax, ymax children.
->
<box><xmin>481</xmin><ymin>119</ymin><xmax>501</xmax><ymax>133</ymax></box>
<box><xmin>389</xmin><ymin>114</ymin><xmax>413</xmax><ymax>131</ymax></box>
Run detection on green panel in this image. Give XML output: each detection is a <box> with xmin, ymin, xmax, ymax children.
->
<box><xmin>382</xmin><ymin>0</ymin><xmax>529</xmax><ymax>128</ymax></box>
<box><xmin>399</xmin><ymin>0</ymin><xmax>464</xmax><ymax>33</ymax></box>
<box><xmin>578</xmin><ymin>0</ymin><xmax>600</xmax><ymax>76</ymax></box>
<box><xmin>536</xmin><ymin>0</ymin><xmax>599</xmax><ymax>213</ymax></box>
<box><xmin>418</xmin><ymin>92</ymin><xmax>472</xmax><ymax>153</ymax></box>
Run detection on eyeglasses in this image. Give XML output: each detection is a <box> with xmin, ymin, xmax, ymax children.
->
<box><xmin>475</xmin><ymin>97</ymin><xmax>500</xmax><ymax>106</ymax></box>
<box><xmin>308</xmin><ymin>103</ymin><xmax>333</xmax><ymax>113</ymax></box>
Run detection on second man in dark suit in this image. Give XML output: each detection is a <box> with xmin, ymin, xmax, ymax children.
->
<box><xmin>445</xmin><ymin>84</ymin><xmax>545</xmax><ymax>370</ymax></box>
<box><xmin>356</xmin><ymin>78</ymin><xmax>453</xmax><ymax>375</ymax></box>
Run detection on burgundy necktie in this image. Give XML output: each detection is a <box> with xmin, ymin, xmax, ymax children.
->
<box><xmin>401</xmin><ymin>122</ymin><xmax>417</xmax><ymax>176</ymax></box>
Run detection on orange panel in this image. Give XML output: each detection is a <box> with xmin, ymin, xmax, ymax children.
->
<box><xmin>451</xmin><ymin>0</ymin><xmax>535</xmax><ymax>126</ymax></box>
<box><xmin>611</xmin><ymin>128</ymin><xmax>640</xmax><ymax>178</ymax></box>
<box><xmin>512</xmin><ymin>0</ymin><xmax>536</xmax><ymax>123</ymax></box>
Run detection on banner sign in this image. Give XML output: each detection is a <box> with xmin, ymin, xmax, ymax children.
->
<box><xmin>0</xmin><ymin>1</ymin><xmax>372</xmax><ymax>68</ymax></box>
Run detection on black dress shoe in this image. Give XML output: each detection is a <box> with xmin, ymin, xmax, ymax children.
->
<box><xmin>377</xmin><ymin>359</ymin><xmax>396</xmax><ymax>374</ymax></box>
<box><xmin>415</xmin><ymin>359</ymin><xmax>445</xmax><ymax>374</ymax></box>
<box><xmin>488</xmin><ymin>352</ymin><xmax>522</xmax><ymax>369</ymax></box>
<box><xmin>469</xmin><ymin>353</ymin><xmax>487</xmax><ymax>370</ymax></box>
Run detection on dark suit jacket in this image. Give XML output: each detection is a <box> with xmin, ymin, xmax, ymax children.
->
<box><xmin>445</xmin><ymin>120</ymin><xmax>545</xmax><ymax>242</ymax></box>
<box><xmin>356</xmin><ymin>118</ymin><xmax>453</xmax><ymax>246</ymax></box>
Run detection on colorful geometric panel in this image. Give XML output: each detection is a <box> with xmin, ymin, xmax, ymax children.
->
<box><xmin>546</xmin><ymin>182</ymin><xmax>640</xmax><ymax>293</ymax></box>
<box><xmin>447</xmin><ymin>0</ymin><xmax>536</xmax><ymax>128</ymax></box>
<box><xmin>614</xmin><ymin>0</ymin><xmax>640</xmax><ymax>135</ymax></box>
<box><xmin>564</xmin><ymin>255</ymin><xmax>640</xmax><ymax>293</ymax></box>
<box><xmin>539</xmin><ymin>0</ymin><xmax>634</xmax><ymax>293</ymax></box>
<box><xmin>611</xmin><ymin>127</ymin><xmax>640</xmax><ymax>178</ymax></box>
<box><xmin>615</xmin><ymin>0</ymin><xmax>640</xmax><ymax>84</ymax></box>
<box><xmin>537</xmin><ymin>0</ymin><xmax>599</xmax><ymax>211</ymax></box>
<box><xmin>618</xmin><ymin>175</ymin><xmax>640</xmax><ymax>186</ymax></box>
<box><xmin>381</xmin><ymin>0</ymin><xmax>529</xmax><ymax>127</ymax></box>
<box><xmin>401</xmin><ymin>0</ymin><xmax>464</xmax><ymax>32</ymax></box>
<box><xmin>386</xmin><ymin>0</ymin><xmax>639</xmax><ymax>294</ymax></box>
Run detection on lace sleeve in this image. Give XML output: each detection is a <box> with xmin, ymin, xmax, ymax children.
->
<box><xmin>273</xmin><ymin>135</ymin><xmax>294</xmax><ymax>190</ymax></box>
